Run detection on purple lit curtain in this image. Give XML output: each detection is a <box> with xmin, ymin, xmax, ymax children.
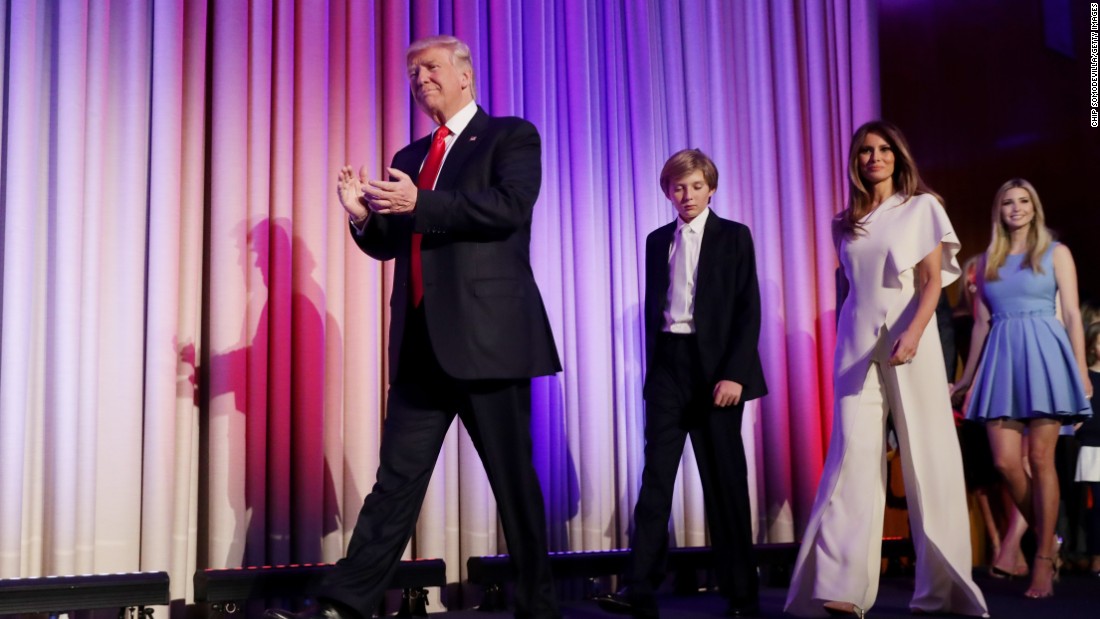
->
<box><xmin>0</xmin><ymin>0</ymin><xmax>876</xmax><ymax>605</ymax></box>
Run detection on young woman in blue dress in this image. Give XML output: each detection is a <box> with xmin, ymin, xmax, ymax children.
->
<box><xmin>954</xmin><ymin>178</ymin><xmax>1093</xmax><ymax>599</ymax></box>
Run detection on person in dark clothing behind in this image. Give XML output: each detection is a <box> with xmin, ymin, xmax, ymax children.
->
<box><xmin>1074</xmin><ymin>321</ymin><xmax>1100</xmax><ymax>575</ymax></box>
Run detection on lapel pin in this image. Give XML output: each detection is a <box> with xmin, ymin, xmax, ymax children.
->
<box><xmin>468</xmin><ymin>135</ymin><xmax>477</xmax><ymax>141</ymax></box>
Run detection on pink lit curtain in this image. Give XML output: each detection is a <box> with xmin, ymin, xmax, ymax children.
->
<box><xmin>0</xmin><ymin>0</ymin><xmax>877</xmax><ymax>605</ymax></box>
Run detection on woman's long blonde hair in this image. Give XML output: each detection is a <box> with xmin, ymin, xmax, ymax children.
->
<box><xmin>983</xmin><ymin>178</ymin><xmax>1052</xmax><ymax>281</ymax></box>
<box><xmin>834</xmin><ymin>120</ymin><xmax>941</xmax><ymax>242</ymax></box>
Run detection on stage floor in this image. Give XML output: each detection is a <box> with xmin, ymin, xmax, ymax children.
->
<box><xmin>435</xmin><ymin>570</ymin><xmax>1097</xmax><ymax>619</ymax></box>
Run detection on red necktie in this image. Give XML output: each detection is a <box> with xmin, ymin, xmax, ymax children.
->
<box><xmin>410</xmin><ymin>125</ymin><xmax>450</xmax><ymax>307</ymax></box>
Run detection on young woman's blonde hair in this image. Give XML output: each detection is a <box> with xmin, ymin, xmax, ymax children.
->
<box><xmin>834</xmin><ymin>120</ymin><xmax>942</xmax><ymax>242</ymax></box>
<box><xmin>982</xmin><ymin>178</ymin><xmax>1052</xmax><ymax>281</ymax></box>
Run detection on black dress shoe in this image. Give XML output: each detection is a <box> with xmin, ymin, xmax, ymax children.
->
<box><xmin>263</xmin><ymin>601</ymin><xmax>361</xmax><ymax>619</ymax></box>
<box><xmin>725</xmin><ymin>597</ymin><xmax>760</xmax><ymax>617</ymax></box>
<box><xmin>594</xmin><ymin>589</ymin><xmax>659</xmax><ymax>619</ymax></box>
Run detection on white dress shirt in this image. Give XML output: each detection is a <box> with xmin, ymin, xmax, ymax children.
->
<box><xmin>423</xmin><ymin>99</ymin><xmax>478</xmax><ymax>184</ymax></box>
<box><xmin>663</xmin><ymin>207</ymin><xmax>710</xmax><ymax>333</ymax></box>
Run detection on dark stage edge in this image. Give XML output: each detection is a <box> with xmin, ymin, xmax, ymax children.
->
<box><xmin>437</xmin><ymin>571</ymin><xmax>1098</xmax><ymax>619</ymax></box>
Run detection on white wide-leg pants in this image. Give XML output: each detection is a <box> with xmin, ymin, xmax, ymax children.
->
<box><xmin>784</xmin><ymin>329</ymin><xmax>988</xmax><ymax>617</ymax></box>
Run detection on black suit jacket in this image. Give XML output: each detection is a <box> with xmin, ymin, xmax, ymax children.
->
<box><xmin>643</xmin><ymin>212</ymin><xmax>767</xmax><ymax>401</ymax></box>
<box><xmin>353</xmin><ymin>107</ymin><xmax>561</xmax><ymax>381</ymax></box>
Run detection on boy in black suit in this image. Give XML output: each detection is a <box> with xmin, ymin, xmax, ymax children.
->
<box><xmin>598</xmin><ymin>149</ymin><xmax>767</xmax><ymax>618</ymax></box>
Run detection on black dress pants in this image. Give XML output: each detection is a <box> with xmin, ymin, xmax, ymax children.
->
<box><xmin>319</xmin><ymin>307</ymin><xmax>558</xmax><ymax>619</ymax></box>
<box><xmin>627</xmin><ymin>333</ymin><xmax>758</xmax><ymax>603</ymax></box>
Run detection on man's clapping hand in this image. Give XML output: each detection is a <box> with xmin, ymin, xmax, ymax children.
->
<box><xmin>364</xmin><ymin>168</ymin><xmax>419</xmax><ymax>215</ymax></box>
<box><xmin>337</xmin><ymin>165</ymin><xmax>370</xmax><ymax>222</ymax></box>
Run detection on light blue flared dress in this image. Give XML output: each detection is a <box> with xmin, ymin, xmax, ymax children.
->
<box><xmin>966</xmin><ymin>244</ymin><xmax>1091</xmax><ymax>423</ymax></box>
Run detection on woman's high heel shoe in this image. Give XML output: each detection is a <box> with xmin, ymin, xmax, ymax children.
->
<box><xmin>824</xmin><ymin>601</ymin><xmax>866</xmax><ymax>618</ymax></box>
<box><xmin>1023</xmin><ymin>554</ymin><xmax>1058</xmax><ymax>599</ymax></box>
<box><xmin>988</xmin><ymin>563</ymin><xmax>1028</xmax><ymax>579</ymax></box>
<box><xmin>1052</xmin><ymin>535</ymin><xmax>1064</xmax><ymax>582</ymax></box>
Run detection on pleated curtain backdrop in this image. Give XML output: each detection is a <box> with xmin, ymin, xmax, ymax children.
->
<box><xmin>0</xmin><ymin>0</ymin><xmax>877</xmax><ymax>606</ymax></box>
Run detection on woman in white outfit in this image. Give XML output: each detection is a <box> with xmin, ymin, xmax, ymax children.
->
<box><xmin>784</xmin><ymin>121</ymin><xmax>988</xmax><ymax>618</ymax></box>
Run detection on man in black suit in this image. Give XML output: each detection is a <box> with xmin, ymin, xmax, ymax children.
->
<box><xmin>266</xmin><ymin>35</ymin><xmax>560</xmax><ymax>619</ymax></box>
<box><xmin>597</xmin><ymin>149</ymin><xmax>767</xmax><ymax>618</ymax></box>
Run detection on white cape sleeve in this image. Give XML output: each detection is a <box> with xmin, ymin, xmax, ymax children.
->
<box><xmin>886</xmin><ymin>194</ymin><xmax>961</xmax><ymax>288</ymax></box>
